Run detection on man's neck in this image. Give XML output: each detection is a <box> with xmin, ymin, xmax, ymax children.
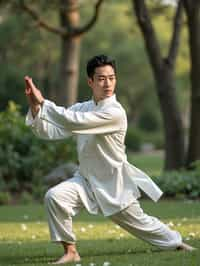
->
<box><xmin>93</xmin><ymin>94</ymin><xmax>116</xmax><ymax>106</ymax></box>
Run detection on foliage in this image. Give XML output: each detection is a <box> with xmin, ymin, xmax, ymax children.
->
<box><xmin>0</xmin><ymin>191</ymin><xmax>12</xmax><ymax>205</ymax></box>
<box><xmin>137</xmin><ymin>105</ymin><xmax>162</xmax><ymax>132</ymax></box>
<box><xmin>154</xmin><ymin>168</ymin><xmax>200</xmax><ymax>199</ymax></box>
<box><xmin>0</xmin><ymin>2</ymin><xmax>190</xmax><ymax>119</ymax></box>
<box><xmin>125</xmin><ymin>127</ymin><xmax>143</xmax><ymax>152</ymax></box>
<box><xmin>125</xmin><ymin>126</ymin><xmax>164</xmax><ymax>152</ymax></box>
<box><xmin>0</xmin><ymin>102</ymin><xmax>77</xmax><ymax>204</ymax></box>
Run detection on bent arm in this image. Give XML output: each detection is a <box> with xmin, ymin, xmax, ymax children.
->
<box><xmin>39</xmin><ymin>100</ymin><xmax>125</xmax><ymax>135</ymax></box>
<box><xmin>25</xmin><ymin>107</ymin><xmax>72</xmax><ymax>140</ymax></box>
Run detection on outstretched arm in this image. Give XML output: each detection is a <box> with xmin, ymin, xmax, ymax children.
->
<box><xmin>40</xmin><ymin>100</ymin><xmax>125</xmax><ymax>135</ymax></box>
<box><xmin>25</xmin><ymin>76</ymin><xmax>126</xmax><ymax>136</ymax></box>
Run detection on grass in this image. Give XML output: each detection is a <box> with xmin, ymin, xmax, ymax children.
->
<box><xmin>127</xmin><ymin>151</ymin><xmax>164</xmax><ymax>176</ymax></box>
<box><xmin>0</xmin><ymin>200</ymin><xmax>200</xmax><ymax>266</ymax></box>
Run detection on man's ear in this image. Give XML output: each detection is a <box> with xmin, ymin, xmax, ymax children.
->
<box><xmin>87</xmin><ymin>78</ymin><xmax>93</xmax><ymax>89</ymax></box>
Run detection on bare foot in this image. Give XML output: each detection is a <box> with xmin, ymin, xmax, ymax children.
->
<box><xmin>51</xmin><ymin>252</ymin><xmax>81</xmax><ymax>264</ymax></box>
<box><xmin>177</xmin><ymin>242</ymin><xmax>197</xmax><ymax>251</ymax></box>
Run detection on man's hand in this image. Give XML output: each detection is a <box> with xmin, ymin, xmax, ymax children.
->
<box><xmin>25</xmin><ymin>76</ymin><xmax>44</xmax><ymax>117</ymax></box>
<box><xmin>25</xmin><ymin>76</ymin><xmax>44</xmax><ymax>105</ymax></box>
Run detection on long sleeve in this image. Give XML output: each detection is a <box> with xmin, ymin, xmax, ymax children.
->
<box><xmin>40</xmin><ymin>100</ymin><xmax>125</xmax><ymax>135</ymax></box>
<box><xmin>25</xmin><ymin>107</ymin><xmax>72</xmax><ymax>140</ymax></box>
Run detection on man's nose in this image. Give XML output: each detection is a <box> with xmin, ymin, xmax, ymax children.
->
<box><xmin>104</xmin><ymin>78</ymin><xmax>110</xmax><ymax>86</ymax></box>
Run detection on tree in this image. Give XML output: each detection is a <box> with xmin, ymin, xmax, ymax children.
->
<box><xmin>20</xmin><ymin>0</ymin><xmax>104</xmax><ymax>106</ymax></box>
<box><xmin>132</xmin><ymin>0</ymin><xmax>185</xmax><ymax>170</ymax></box>
<box><xmin>183</xmin><ymin>0</ymin><xmax>200</xmax><ymax>168</ymax></box>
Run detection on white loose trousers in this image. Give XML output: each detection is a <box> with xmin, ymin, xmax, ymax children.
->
<box><xmin>44</xmin><ymin>176</ymin><xmax>182</xmax><ymax>250</ymax></box>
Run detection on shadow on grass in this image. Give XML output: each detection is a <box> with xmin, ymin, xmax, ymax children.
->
<box><xmin>0</xmin><ymin>239</ymin><xmax>163</xmax><ymax>265</ymax></box>
<box><xmin>0</xmin><ymin>238</ymin><xmax>199</xmax><ymax>266</ymax></box>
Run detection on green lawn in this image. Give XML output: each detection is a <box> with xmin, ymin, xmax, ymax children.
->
<box><xmin>127</xmin><ymin>151</ymin><xmax>164</xmax><ymax>176</ymax></box>
<box><xmin>0</xmin><ymin>201</ymin><xmax>199</xmax><ymax>266</ymax></box>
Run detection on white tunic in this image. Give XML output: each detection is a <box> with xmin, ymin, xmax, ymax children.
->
<box><xmin>26</xmin><ymin>94</ymin><xmax>163</xmax><ymax>216</ymax></box>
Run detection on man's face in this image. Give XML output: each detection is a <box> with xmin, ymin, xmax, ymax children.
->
<box><xmin>88</xmin><ymin>65</ymin><xmax>116</xmax><ymax>102</ymax></box>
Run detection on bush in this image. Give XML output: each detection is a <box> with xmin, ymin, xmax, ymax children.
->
<box><xmin>125</xmin><ymin>127</ymin><xmax>143</xmax><ymax>152</ymax></box>
<box><xmin>138</xmin><ymin>107</ymin><xmax>161</xmax><ymax>132</ymax></box>
<box><xmin>125</xmin><ymin>126</ymin><xmax>164</xmax><ymax>152</ymax></box>
<box><xmin>0</xmin><ymin>101</ymin><xmax>77</xmax><ymax>203</ymax></box>
<box><xmin>154</xmin><ymin>169</ymin><xmax>200</xmax><ymax>199</ymax></box>
<box><xmin>19</xmin><ymin>191</ymin><xmax>34</xmax><ymax>204</ymax></box>
<box><xmin>0</xmin><ymin>192</ymin><xmax>12</xmax><ymax>205</ymax></box>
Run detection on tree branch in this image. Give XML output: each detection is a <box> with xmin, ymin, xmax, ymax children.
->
<box><xmin>132</xmin><ymin>0</ymin><xmax>162</xmax><ymax>74</ymax></box>
<box><xmin>19</xmin><ymin>0</ymin><xmax>104</xmax><ymax>38</ymax></box>
<box><xmin>167</xmin><ymin>0</ymin><xmax>183</xmax><ymax>67</ymax></box>
<box><xmin>19</xmin><ymin>0</ymin><xmax>67</xmax><ymax>36</ymax></box>
<box><xmin>73</xmin><ymin>0</ymin><xmax>104</xmax><ymax>36</ymax></box>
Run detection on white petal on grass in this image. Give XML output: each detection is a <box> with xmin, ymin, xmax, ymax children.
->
<box><xmin>89</xmin><ymin>263</ymin><xmax>96</xmax><ymax>266</ymax></box>
<box><xmin>177</xmin><ymin>223</ymin><xmax>182</xmax><ymax>227</ymax></box>
<box><xmin>103</xmin><ymin>262</ymin><xmax>110</xmax><ymax>266</ymax></box>
<box><xmin>80</xmin><ymin>227</ymin><xmax>86</xmax><ymax>233</ymax></box>
<box><xmin>21</xmin><ymin>224</ymin><xmax>27</xmax><ymax>231</ymax></box>
<box><xmin>88</xmin><ymin>224</ymin><xmax>94</xmax><ymax>229</ymax></box>
<box><xmin>119</xmin><ymin>233</ymin><xmax>124</xmax><ymax>238</ymax></box>
<box><xmin>182</xmin><ymin>217</ymin><xmax>188</xmax><ymax>222</ymax></box>
<box><xmin>189</xmin><ymin>232</ymin><xmax>196</xmax><ymax>237</ymax></box>
<box><xmin>75</xmin><ymin>264</ymin><xmax>82</xmax><ymax>266</ymax></box>
<box><xmin>167</xmin><ymin>221</ymin><xmax>174</xmax><ymax>227</ymax></box>
<box><xmin>108</xmin><ymin>230</ymin><xmax>116</xmax><ymax>234</ymax></box>
<box><xmin>23</xmin><ymin>214</ymin><xmax>29</xmax><ymax>220</ymax></box>
<box><xmin>115</xmin><ymin>225</ymin><xmax>120</xmax><ymax>229</ymax></box>
<box><xmin>31</xmin><ymin>235</ymin><xmax>36</xmax><ymax>239</ymax></box>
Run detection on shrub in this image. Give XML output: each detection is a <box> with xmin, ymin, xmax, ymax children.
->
<box><xmin>0</xmin><ymin>101</ymin><xmax>77</xmax><ymax>203</ymax></box>
<box><xmin>0</xmin><ymin>192</ymin><xmax>12</xmax><ymax>205</ymax></box>
<box><xmin>154</xmin><ymin>169</ymin><xmax>200</xmax><ymax>199</ymax></box>
<box><xmin>19</xmin><ymin>191</ymin><xmax>34</xmax><ymax>204</ymax></box>
<box><xmin>125</xmin><ymin>127</ymin><xmax>143</xmax><ymax>151</ymax></box>
<box><xmin>125</xmin><ymin>127</ymin><xmax>164</xmax><ymax>151</ymax></box>
<box><xmin>138</xmin><ymin>107</ymin><xmax>161</xmax><ymax>132</ymax></box>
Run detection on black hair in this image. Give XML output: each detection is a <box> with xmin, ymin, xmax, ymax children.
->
<box><xmin>86</xmin><ymin>54</ymin><xmax>116</xmax><ymax>78</ymax></box>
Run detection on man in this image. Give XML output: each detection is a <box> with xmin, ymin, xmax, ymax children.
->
<box><xmin>25</xmin><ymin>55</ymin><xmax>194</xmax><ymax>264</ymax></box>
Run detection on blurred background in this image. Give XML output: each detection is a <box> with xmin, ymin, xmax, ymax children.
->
<box><xmin>0</xmin><ymin>0</ymin><xmax>200</xmax><ymax>205</ymax></box>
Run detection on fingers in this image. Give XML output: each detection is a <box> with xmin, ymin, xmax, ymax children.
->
<box><xmin>24</xmin><ymin>76</ymin><xmax>32</xmax><ymax>95</ymax></box>
<box><xmin>24</xmin><ymin>76</ymin><xmax>38</xmax><ymax>96</ymax></box>
<box><xmin>24</xmin><ymin>76</ymin><xmax>44</xmax><ymax>105</ymax></box>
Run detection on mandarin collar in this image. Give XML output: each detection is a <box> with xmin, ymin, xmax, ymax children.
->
<box><xmin>92</xmin><ymin>94</ymin><xmax>116</xmax><ymax>107</ymax></box>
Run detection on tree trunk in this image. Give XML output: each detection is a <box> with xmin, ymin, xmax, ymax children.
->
<box><xmin>184</xmin><ymin>0</ymin><xmax>200</xmax><ymax>167</ymax></box>
<box><xmin>132</xmin><ymin>0</ymin><xmax>185</xmax><ymax>170</ymax></box>
<box><xmin>156</xmin><ymin>63</ymin><xmax>185</xmax><ymax>169</ymax></box>
<box><xmin>58</xmin><ymin>35</ymin><xmax>80</xmax><ymax>106</ymax></box>
<box><xmin>58</xmin><ymin>0</ymin><xmax>80</xmax><ymax>106</ymax></box>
